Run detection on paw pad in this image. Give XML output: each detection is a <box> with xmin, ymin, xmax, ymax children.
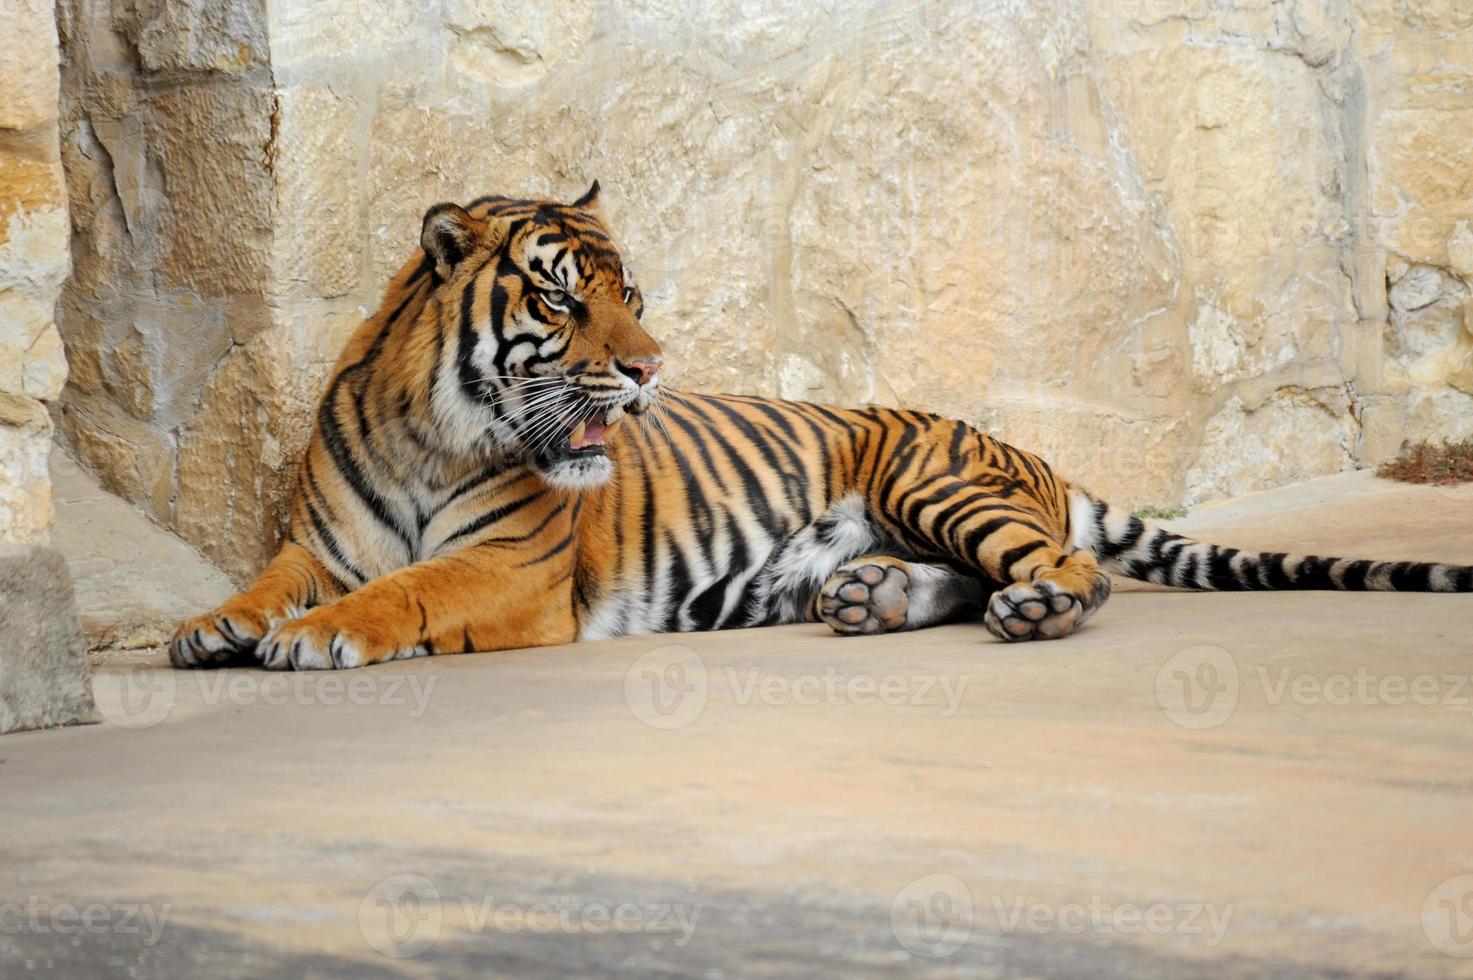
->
<box><xmin>983</xmin><ymin>580</ymin><xmax>1084</xmax><ymax>643</ymax></box>
<box><xmin>819</xmin><ymin>562</ymin><xmax>911</xmax><ymax>635</ymax></box>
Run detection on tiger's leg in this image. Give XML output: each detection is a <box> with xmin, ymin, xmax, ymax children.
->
<box><xmin>815</xmin><ymin>555</ymin><xmax>984</xmax><ymax>635</ymax></box>
<box><xmin>170</xmin><ymin>541</ymin><xmax>345</xmax><ymax>668</ymax></box>
<box><xmin>255</xmin><ymin>545</ymin><xmax>575</xmax><ymax>670</ymax></box>
<box><xmin>886</xmin><ymin>478</ymin><xmax>1112</xmax><ymax>642</ymax></box>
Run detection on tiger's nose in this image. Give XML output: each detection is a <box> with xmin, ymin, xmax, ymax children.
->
<box><xmin>617</xmin><ymin>358</ymin><xmax>662</xmax><ymax>386</ymax></box>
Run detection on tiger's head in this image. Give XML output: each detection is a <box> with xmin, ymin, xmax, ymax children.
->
<box><xmin>419</xmin><ymin>182</ymin><xmax>663</xmax><ymax>490</ymax></box>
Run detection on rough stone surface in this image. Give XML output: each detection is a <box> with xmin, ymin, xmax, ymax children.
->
<box><xmin>0</xmin><ymin>0</ymin><xmax>92</xmax><ymax>738</ymax></box>
<box><xmin>0</xmin><ymin>0</ymin><xmax>71</xmax><ymax>547</ymax></box>
<box><xmin>0</xmin><ymin>0</ymin><xmax>63</xmax><ymax>132</ymax></box>
<box><xmin>0</xmin><ymin>543</ymin><xmax>96</xmax><ymax>734</ymax></box>
<box><xmin>50</xmin><ymin>0</ymin><xmax>1473</xmax><ymax>582</ymax></box>
<box><xmin>0</xmin><ymin>398</ymin><xmax>55</xmax><ymax>542</ymax></box>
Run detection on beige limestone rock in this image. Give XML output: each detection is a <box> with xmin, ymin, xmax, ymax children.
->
<box><xmin>269</xmin><ymin>86</ymin><xmax>362</xmax><ymax>299</ymax></box>
<box><xmin>0</xmin><ymin>409</ymin><xmax>55</xmax><ymax>544</ymax></box>
<box><xmin>133</xmin><ymin>0</ymin><xmax>266</xmax><ymax>74</ymax></box>
<box><xmin>46</xmin><ymin>0</ymin><xmax>1473</xmax><ymax>579</ymax></box>
<box><xmin>149</xmin><ymin>85</ymin><xmax>274</xmax><ymax>295</ymax></box>
<box><xmin>56</xmin><ymin>396</ymin><xmax>175</xmax><ymax>519</ymax></box>
<box><xmin>0</xmin><ymin>0</ymin><xmax>62</xmax><ymax>131</ymax></box>
<box><xmin>1448</xmin><ymin>221</ymin><xmax>1473</xmax><ymax>281</ymax></box>
<box><xmin>1389</xmin><ymin>265</ymin><xmax>1444</xmax><ymax>311</ymax></box>
<box><xmin>1184</xmin><ymin>388</ymin><xmax>1358</xmax><ymax>506</ymax></box>
<box><xmin>21</xmin><ymin>321</ymin><xmax>67</xmax><ymax>400</ymax></box>
<box><xmin>175</xmin><ymin>322</ymin><xmax>339</xmax><ymax>583</ymax></box>
<box><xmin>0</xmin><ymin>0</ymin><xmax>70</xmax><ymax>556</ymax></box>
<box><xmin>267</xmin><ymin>0</ymin><xmax>428</xmax><ymax>69</ymax></box>
<box><xmin>442</xmin><ymin>0</ymin><xmax>595</xmax><ymax>86</ymax></box>
<box><xmin>0</xmin><ymin>543</ymin><xmax>95</xmax><ymax>734</ymax></box>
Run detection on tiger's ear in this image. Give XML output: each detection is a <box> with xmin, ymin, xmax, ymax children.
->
<box><xmin>421</xmin><ymin>203</ymin><xmax>487</xmax><ymax>279</ymax></box>
<box><xmin>571</xmin><ymin>179</ymin><xmax>602</xmax><ymax>213</ymax></box>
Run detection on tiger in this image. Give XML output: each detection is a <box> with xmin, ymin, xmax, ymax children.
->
<box><xmin>169</xmin><ymin>183</ymin><xmax>1473</xmax><ymax>671</ymax></box>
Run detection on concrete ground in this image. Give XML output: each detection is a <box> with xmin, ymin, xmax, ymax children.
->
<box><xmin>3</xmin><ymin>465</ymin><xmax>1472</xmax><ymax>978</ymax></box>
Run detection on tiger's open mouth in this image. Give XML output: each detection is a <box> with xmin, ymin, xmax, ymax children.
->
<box><xmin>564</xmin><ymin>405</ymin><xmax>625</xmax><ymax>458</ymax></box>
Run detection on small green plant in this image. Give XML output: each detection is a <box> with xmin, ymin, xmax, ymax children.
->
<box><xmin>1133</xmin><ymin>505</ymin><xmax>1188</xmax><ymax>521</ymax></box>
<box><xmin>1376</xmin><ymin>437</ymin><xmax>1473</xmax><ymax>485</ymax></box>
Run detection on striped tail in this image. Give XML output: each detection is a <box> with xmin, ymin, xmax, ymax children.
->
<box><xmin>1067</xmin><ymin>489</ymin><xmax>1473</xmax><ymax>593</ymax></box>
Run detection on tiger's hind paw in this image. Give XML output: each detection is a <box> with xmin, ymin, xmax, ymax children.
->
<box><xmin>819</xmin><ymin>560</ymin><xmax>911</xmax><ymax>635</ymax></box>
<box><xmin>983</xmin><ymin>581</ymin><xmax>1082</xmax><ymax>642</ymax></box>
<box><xmin>983</xmin><ymin>566</ymin><xmax>1111</xmax><ymax>643</ymax></box>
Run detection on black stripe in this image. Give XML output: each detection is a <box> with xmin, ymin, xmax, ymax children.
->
<box><xmin>960</xmin><ymin>516</ymin><xmax>1050</xmax><ymax>562</ymax></box>
<box><xmin>302</xmin><ymin>494</ymin><xmax>369</xmax><ymax>585</ymax></box>
<box><xmin>1339</xmin><ymin>559</ymin><xmax>1372</xmax><ymax>591</ymax></box>
<box><xmin>1207</xmin><ymin>546</ymin><xmax>1242</xmax><ymax>590</ymax></box>
<box><xmin>1389</xmin><ymin>561</ymin><xmax>1432</xmax><ymax>592</ymax></box>
<box><xmin>441</xmin><ymin>491</ymin><xmax>545</xmax><ymax>547</ymax></box>
<box><xmin>999</xmin><ymin>540</ymin><xmax>1048</xmax><ymax>577</ymax></box>
<box><xmin>1099</xmin><ymin>515</ymin><xmax>1145</xmax><ymax>559</ymax></box>
<box><xmin>315</xmin><ymin>387</ymin><xmax>413</xmax><ymax>550</ymax></box>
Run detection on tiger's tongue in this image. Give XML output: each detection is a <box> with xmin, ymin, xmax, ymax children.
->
<box><xmin>570</xmin><ymin>417</ymin><xmax>609</xmax><ymax>450</ymax></box>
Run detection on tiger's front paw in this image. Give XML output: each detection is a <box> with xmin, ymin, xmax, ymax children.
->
<box><xmin>257</xmin><ymin>613</ymin><xmax>429</xmax><ymax>670</ymax></box>
<box><xmin>257</xmin><ymin>616</ymin><xmax>365</xmax><ymax>671</ymax></box>
<box><xmin>170</xmin><ymin>607</ymin><xmax>270</xmax><ymax>668</ymax></box>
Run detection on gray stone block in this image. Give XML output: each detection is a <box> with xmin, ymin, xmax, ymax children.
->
<box><xmin>0</xmin><ymin>543</ymin><xmax>97</xmax><ymax>734</ymax></box>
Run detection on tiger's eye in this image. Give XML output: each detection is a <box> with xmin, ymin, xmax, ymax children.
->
<box><xmin>543</xmin><ymin>289</ymin><xmax>568</xmax><ymax>307</ymax></box>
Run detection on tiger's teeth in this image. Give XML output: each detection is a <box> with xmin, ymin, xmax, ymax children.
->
<box><xmin>605</xmin><ymin>415</ymin><xmax>623</xmax><ymax>435</ymax></box>
<box><xmin>570</xmin><ymin>421</ymin><xmax>587</xmax><ymax>448</ymax></box>
<box><xmin>604</xmin><ymin>405</ymin><xmax>625</xmax><ymax>425</ymax></box>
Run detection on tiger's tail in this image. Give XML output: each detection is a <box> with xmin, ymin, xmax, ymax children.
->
<box><xmin>1067</xmin><ymin>488</ymin><xmax>1473</xmax><ymax>593</ymax></box>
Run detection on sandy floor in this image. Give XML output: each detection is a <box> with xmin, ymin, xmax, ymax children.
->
<box><xmin>3</xmin><ymin>468</ymin><xmax>1472</xmax><ymax>977</ymax></box>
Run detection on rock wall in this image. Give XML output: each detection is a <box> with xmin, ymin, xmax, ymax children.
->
<box><xmin>0</xmin><ymin>0</ymin><xmax>95</xmax><ymax>735</ymax></box>
<box><xmin>1</xmin><ymin>0</ymin><xmax>72</xmax><ymax>544</ymax></box>
<box><xmin>53</xmin><ymin>0</ymin><xmax>1473</xmax><ymax>584</ymax></box>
